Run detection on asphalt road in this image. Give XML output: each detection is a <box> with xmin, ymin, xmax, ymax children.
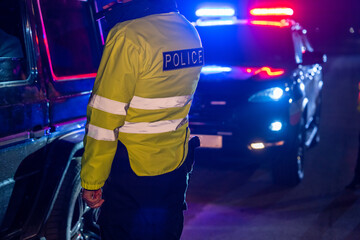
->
<box><xmin>182</xmin><ymin>54</ymin><xmax>360</xmax><ymax>240</ymax></box>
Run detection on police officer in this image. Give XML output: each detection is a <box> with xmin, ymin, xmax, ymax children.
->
<box><xmin>80</xmin><ymin>0</ymin><xmax>203</xmax><ymax>239</ymax></box>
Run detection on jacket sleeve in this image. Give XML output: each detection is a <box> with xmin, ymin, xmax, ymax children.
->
<box><xmin>81</xmin><ymin>33</ymin><xmax>140</xmax><ymax>190</ymax></box>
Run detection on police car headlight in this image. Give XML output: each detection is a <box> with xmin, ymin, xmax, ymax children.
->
<box><xmin>248</xmin><ymin>87</ymin><xmax>284</xmax><ymax>102</ymax></box>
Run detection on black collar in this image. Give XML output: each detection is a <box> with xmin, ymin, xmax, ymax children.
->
<box><xmin>104</xmin><ymin>0</ymin><xmax>178</xmax><ymax>30</ymax></box>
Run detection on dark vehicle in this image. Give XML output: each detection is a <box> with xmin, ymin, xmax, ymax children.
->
<box><xmin>189</xmin><ymin>7</ymin><xmax>326</xmax><ymax>186</ymax></box>
<box><xmin>0</xmin><ymin>0</ymin><xmax>106</xmax><ymax>239</ymax></box>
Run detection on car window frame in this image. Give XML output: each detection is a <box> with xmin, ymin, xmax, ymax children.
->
<box><xmin>37</xmin><ymin>0</ymin><xmax>103</xmax><ymax>82</ymax></box>
<box><xmin>0</xmin><ymin>0</ymin><xmax>37</xmax><ymax>88</ymax></box>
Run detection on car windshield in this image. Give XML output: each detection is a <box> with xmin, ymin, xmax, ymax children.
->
<box><xmin>196</xmin><ymin>23</ymin><xmax>295</xmax><ymax>66</ymax></box>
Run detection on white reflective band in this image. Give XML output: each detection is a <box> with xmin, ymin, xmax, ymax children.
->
<box><xmin>119</xmin><ymin>118</ymin><xmax>188</xmax><ymax>134</ymax></box>
<box><xmin>129</xmin><ymin>95</ymin><xmax>193</xmax><ymax>110</ymax></box>
<box><xmin>89</xmin><ymin>94</ymin><xmax>128</xmax><ymax>115</ymax></box>
<box><xmin>87</xmin><ymin>124</ymin><xmax>117</xmax><ymax>141</ymax></box>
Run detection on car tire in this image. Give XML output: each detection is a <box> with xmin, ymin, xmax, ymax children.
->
<box><xmin>44</xmin><ymin>157</ymin><xmax>100</xmax><ymax>240</ymax></box>
<box><xmin>272</xmin><ymin>118</ymin><xmax>305</xmax><ymax>187</ymax></box>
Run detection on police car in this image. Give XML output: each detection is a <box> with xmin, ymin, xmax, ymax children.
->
<box><xmin>189</xmin><ymin>7</ymin><xmax>326</xmax><ymax>186</ymax></box>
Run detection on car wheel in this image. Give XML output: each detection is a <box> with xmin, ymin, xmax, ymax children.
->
<box><xmin>272</xmin><ymin>118</ymin><xmax>305</xmax><ymax>187</ymax></box>
<box><xmin>44</xmin><ymin>157</ymin><xmax>100</xmax><ymax>240</ymax></box>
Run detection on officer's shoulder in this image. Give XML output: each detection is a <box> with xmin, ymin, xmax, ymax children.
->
<box><xmin>107</xmin><ymin>22</ymin><xmax>139</xmax><ymax>44</ymax></box>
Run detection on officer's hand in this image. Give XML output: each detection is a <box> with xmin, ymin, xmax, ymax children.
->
<box><xmin>82</xmin><ymin>188</ymin><xmax>105</xmax><ymax>209</ymax></box>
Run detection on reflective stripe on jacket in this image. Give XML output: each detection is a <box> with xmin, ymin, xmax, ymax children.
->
<box><xmin>81</xmin><ymin>12</ymin><xmax>203</xmax><ymax>190</ymax></box>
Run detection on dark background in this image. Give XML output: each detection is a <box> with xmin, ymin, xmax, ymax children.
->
<box><xmin>172</xmin><ymin>2</ymin><xmax>360</xmax><ymax>238</ymax></box>
<box><xmin>176</xmin><ymin>0</ymin><xmax>360</xmax><ymax>55</ymax></box>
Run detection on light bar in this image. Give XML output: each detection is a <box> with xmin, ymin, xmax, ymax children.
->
<box><xmin>201</xmin><ymin>65</ymin><xmax>232</xmax><ymax>74</ymax></box>
<box><xmin>250</xmin><ymin>20</ymin><xmax>290</xmax><ymax>28</ymax></box>
<box><xmin>196</xmin><ymin>19</ymin><xmax>236</xmax><ymax>26</ymax></box>
<box><xmin>195</xmin><ymin>7</ymin><xmax>235</xmax><ymax>17</ymax></box>
<box><xmin>250</xmin><ymin>8</ymin><xmax>294</xmax><ymax>16</ymax></box>
<box><xmin>258</xmin><ymin>67</ymin><xmax>284</xmax><ymax>76</ymax></box>
<box><xmin>246</xmin><ymin>66</ymin><xmax>285</xmax><ymax>77</ymax></box>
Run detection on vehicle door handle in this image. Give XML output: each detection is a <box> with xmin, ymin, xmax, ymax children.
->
<box><xmin>30</xmin><ymin>127</ymin><xmax>50</xmax><ymax>139</ymax></box>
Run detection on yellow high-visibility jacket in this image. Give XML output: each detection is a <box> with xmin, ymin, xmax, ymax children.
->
<box><xmin>81</xmin><ymin>12</ymin><xmax>203</xmax><ymax>190</ymax></box>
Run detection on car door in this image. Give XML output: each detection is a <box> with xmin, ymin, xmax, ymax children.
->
<box><xmin>38</xmin><ymin>0</ymin><xmax>102</xmax><ymax>126</ymax></box>
<box><xmin>0</xmin><ymin>0</ymin><xmax>49</xmax><ymax>229</ymax></box>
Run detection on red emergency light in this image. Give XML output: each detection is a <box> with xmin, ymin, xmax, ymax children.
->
<box><xmin>250</xmin><ymin>8</ymin><xmax>294</xmax><ymax>16</ymax></box>
<box><xmin>250</xmin><ymin>20</ymin><xmax>290</xmax><ymax>27</ymax></box>
<box><xmin>246</xmin><ymin>66</ymin><xmax>285</xmax><ymax>79</ymax></box>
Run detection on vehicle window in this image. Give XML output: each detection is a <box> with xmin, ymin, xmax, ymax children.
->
<box><xmin>196</xmin><ymin>24</ymin><xmax>295</xmax><ymax>67</ymax></box>
<box><xmin>0</xmin><ymin>0</ymin><xmax>29</xmax><ymax>82</ymax></box>
<box><xmin>39</xmin><ymin>0</ymin><xmax>102</xmax><ymax>80</ymax></box>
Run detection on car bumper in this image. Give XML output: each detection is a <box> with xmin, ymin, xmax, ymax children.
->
<box><xmin>189</xmin><ymin>101</ymin><xmax>300</xmax><ymax>160</ymax></box>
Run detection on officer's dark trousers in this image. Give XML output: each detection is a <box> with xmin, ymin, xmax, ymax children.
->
<box><xmin>98</xmin><ymin>140</ymin><xmax>197</xmax><ymax>240</ymax></box>
<box><xmin>347</xmin><ymin>132</ymin><xmax>360</xmax><ymax>188</ymax></box>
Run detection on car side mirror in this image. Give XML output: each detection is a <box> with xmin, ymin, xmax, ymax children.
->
<box><xmin>302</xmin><ymin>51</ymin><xmax>327</xmax><ymax>65</ymax></box>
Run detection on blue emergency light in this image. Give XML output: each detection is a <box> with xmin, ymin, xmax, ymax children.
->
<box><xmin>195</xmin><ymin>19</ymin><xmax>239</xmax><ymax>27</ymax></box>
<box><xmin>195</xmin><ymin>7</ymin><xmax>235</xmax><ymax>17</ymax></box>
<box><xmin>201</xmin><ymin>65</ymin><xmax>232</xmax><ymax>74</ymax></box>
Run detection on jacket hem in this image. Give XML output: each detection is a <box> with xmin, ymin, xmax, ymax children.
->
<box><xmin>81</xmin><ymin>181</ymin><xmax>105</xmax><ymax>190</ymax></box>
